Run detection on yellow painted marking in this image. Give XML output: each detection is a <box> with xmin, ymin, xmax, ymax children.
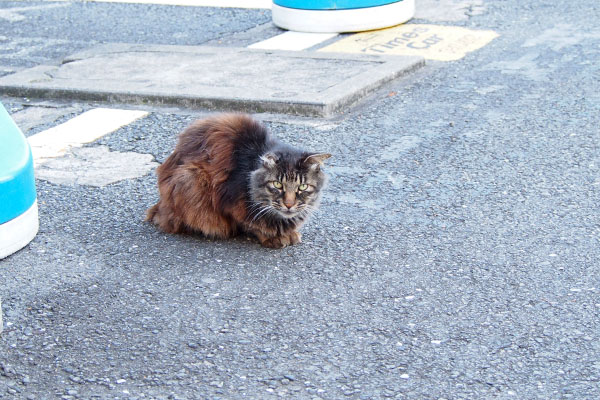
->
<box><xmin>319</xmin><ymin>24</ymin><xmax>499</xmax><ymax>61</ymax></box>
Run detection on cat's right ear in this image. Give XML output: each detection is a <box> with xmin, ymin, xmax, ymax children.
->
<box><xmin>303</xmin><ymin>153</ymin><xmax>332</xmax><ymax>169</ymax></box>
<box><xmin>260</xmin><ymin>153</ymin><xmax>279</xmax><ymax>168</ymax></box>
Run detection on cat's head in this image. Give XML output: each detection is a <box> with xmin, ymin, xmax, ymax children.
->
<box><xmin>249</xmin><ymin>150</ymin><xmax>331</xmax><ymax>221</ymax></box>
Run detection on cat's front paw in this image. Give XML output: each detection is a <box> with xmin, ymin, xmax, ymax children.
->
<box><xmin>260</xmin><ymin>231</ymin><xmax>301</xmax><ymax>249</ymax></box>
<box><xmin>261</xmin><ymin>237</ymin><xmax>287</xmax><ymax>249</ymax></box>
<box><xmin>287</xmin><ymin>231</ymin><xmax>302</xmax><ymax>245</ymax></box>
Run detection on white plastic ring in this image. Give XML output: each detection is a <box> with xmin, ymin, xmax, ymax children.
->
<box><xmin>0</xmin><ymin>200</ymin><xmax>39</xmax><ymax>259</ymax></box>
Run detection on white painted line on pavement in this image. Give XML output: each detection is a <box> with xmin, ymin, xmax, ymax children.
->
<box><xmin>86</xmin><ymin>0</ymin><xmax>271</xmax><ymax>8</ymax></box>
<box><xmin>28</xmin><ymin>108</ymin><xmax>149</xmax><ymax>166</ymax></box>
<box><xmin>248</xmin><ymin>31</ymin><xmax>338</xmax><ymax>51</ymax></box>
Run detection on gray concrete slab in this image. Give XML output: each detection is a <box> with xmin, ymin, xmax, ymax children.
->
<box><xmin>0</xmin><ymin>44</ymin><xmax>423</xmax><ymax>116</ymax></box>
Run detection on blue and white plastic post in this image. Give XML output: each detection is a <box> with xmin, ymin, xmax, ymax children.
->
<box><xmin>0</xmin><ymin>102</ymin><xmax>39</xmax><ymax>259</ymax></box>
<box><xmin>272</xmin><ymin>0</ymin><xmax>415</xmax><ymax>33</ymax></box>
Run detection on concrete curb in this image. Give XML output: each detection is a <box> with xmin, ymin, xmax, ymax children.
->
<box><xmin>0</xmin><ymin>44</ymin><xmax>424</xmax><ymax>116</ymax></box>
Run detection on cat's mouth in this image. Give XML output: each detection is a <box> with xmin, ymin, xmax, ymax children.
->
<box><xmin>280</xmin><ymin>208</ymin><xmax>298</xmax><ymax>218</ymax></box>
<box><xmin>274</xmin><ymin>206</ymin><xmax>300</xmax><ymax>219</ymax></box>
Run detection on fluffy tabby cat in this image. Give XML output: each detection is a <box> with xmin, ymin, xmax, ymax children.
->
<box><xmin>146</xmin><ymin>113</ymin><xmax>331</xmax><ymax>248</ymax></box>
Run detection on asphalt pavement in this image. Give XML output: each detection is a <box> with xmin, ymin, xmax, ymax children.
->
<box><xmin>1</xmin><ymin>0</ymin><xmax>600</xmax><ymax>399</ymax></box>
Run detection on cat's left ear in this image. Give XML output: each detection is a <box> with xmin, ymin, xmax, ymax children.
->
<box><xmin>304</xmin><ymin>153</ymin><xmax>332</xmax><ymax>170</ymax></box>
<box><xmin>260</xmin><ymin>152</ymin><xmax>279</xmax><ymax>168</ymax></box>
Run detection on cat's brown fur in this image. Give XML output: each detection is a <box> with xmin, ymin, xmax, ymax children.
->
<box><xmin>146</xmin><ymin>114</ymin><xmax>330</xmax><ymax>248</ymax></box>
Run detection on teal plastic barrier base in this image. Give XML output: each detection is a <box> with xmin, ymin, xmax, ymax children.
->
<box><xmin>0</xmin><ymin>102</ymin><xmax>39</xmax><ymax>258</ymax></box>
<box><xmin>272</xmin><ymin>0</ymin><xmax>415</xmax><ymax>33</ymax></box>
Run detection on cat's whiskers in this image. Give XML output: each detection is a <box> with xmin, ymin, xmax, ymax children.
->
<box><xmin>298</xmin><ymin>209</ymin><xmax>311</xmax><ymax>220</ymax></box>
<box><xmin>296</xmin><ymin>204</ymin><xmax>317</xmax><ymax>220</ymax></box>
<box><xmin>264</xmin><ymin>206</ymin><xmax>282</xmax><ymax>222</ymax></box>
<box><xmin>301</xmin><ymin>203</ymin><xmax>317</xmax><ymax>213</ymax></box>
<box><xmin>246</xmin><ymin>201</ymin><xmax>265</xmax><ymax>213</ymax></box>
<box><xmin>245</xmin><ymin>201</ymin><xmax>263</xmax><ymax>218</ymax></box>
<box><xmin>246</xmin><ymin>204</ymin><xmax>264</xmax><ymax>218</ymax></box>
<box><xmin>247</xmin><ymin>203</ymin><xmax>276</xmax><ymax>223</ymax></box>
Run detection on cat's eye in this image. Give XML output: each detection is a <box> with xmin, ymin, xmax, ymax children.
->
<box><xmin>298</xmin><ymin>184</ymin><xmax>308</xmax><ymax>191</ymax></box>
<box><xmin>272</xmin><ymin>181</ymin><xmax>283</xmax><ymax>189</ymax></box>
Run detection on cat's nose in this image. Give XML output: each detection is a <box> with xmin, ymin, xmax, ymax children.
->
<box><xmin>283</xmin><ymin>193</ymin><xmax>295</xmax><ymax>209</ymax></box>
